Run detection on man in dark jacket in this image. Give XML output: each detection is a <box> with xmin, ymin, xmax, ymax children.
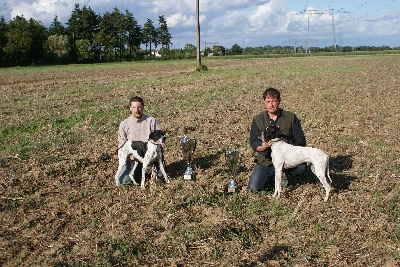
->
<box><xmin>248</xmin><ymin>87</ymin><xmax>307</xmax><ymax>191</ymax></box>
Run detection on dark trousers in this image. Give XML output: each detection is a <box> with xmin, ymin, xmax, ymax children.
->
<box><xmin>248</xmin><ymin>163</ymin><xmax>307</xmax><ymax>191</ymax></box>
<box><xmin>116</xmin><ymin>159</ymin><xmax>161</xmax><ymax>185</ymax></box>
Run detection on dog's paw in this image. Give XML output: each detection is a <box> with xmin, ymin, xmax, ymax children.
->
<box><xmin>273</xmin><ymin>191</ymin><xmax>280</xmax><ymax>199</ymax></box>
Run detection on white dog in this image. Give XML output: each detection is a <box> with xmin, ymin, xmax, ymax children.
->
<box><xmin>263</xmin><ymin>126</ymin><xmax>332</xmax><ymax>201</ymax></box>
<box><xmin>115</xmin><ymin>130</ymin><xmax>170</xmax><ymax>188</ymax></box>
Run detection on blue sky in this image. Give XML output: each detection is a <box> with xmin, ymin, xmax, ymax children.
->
<box><xmin>2</xmin><ymin>0</ymin><xmax>399</xmax><ymax>49</ymax></box>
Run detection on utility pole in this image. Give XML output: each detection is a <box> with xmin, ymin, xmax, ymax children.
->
<box><xmin>285</xmin><ymin>39</ymin><xmax>299</xmax><ymax>54</ymax></box>
<box><xmin>293</xmin><ymin>10</ymin><xmax>323</xmax><ymax>53</ymax></box>
<box><xmin>327</xmin><ymin>8</ymin><xmax>348</xmax><ymax>52</ymax></box>
<box><xmin>196</xmin><ymin>0</ymin><xmax>201</xmax><ymax>70</ymax></box>
<box><xmin>306</xmin><ymin>15</ymin><xmax>310</xmax><ymax>53</ymax></box>
<box><xmin>328</xmin><ymin>9</ymin><xmax>337</xmax><ymax>52</ymax></box>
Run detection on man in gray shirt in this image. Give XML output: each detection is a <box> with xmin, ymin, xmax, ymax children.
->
<box><xmin>116</xmin><ymin>96</ymin><xmax>162</xmax><ymax>185</ymax></box>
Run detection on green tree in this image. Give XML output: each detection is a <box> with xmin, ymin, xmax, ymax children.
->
<box><xmin>183</xmin><ymin>43</ymin><xmax>196</xmax><ymax>58</ymax></box>
<box><xmin>142</xmin><ymin>18</ymin><xmax>157</xmax><ymax>57</ymax></box>
<box><xmin>124</xmin><ymin>10</ymin><xmax>142</xmax><ymax>60</ymax></box>
<box><xmin>95</xmin><ymin>8</ymin><xmax>124</xmax><ymax>61</ymax></box>
<box><xmin>45</xmin><ymin>35</ymin><xmax>70</xmax><ymax>63</ymax></box>
<box><xmin>230</xmin><ymin>43</ymin><xmax>243</xmax><ymax>55</ymax></box>
<box><xmin>0</xmin><ymin>16</ymin><xmax>8</xmax><ymax>66</ymax></box>
<box><xmin>94</xmin><ymin>29</ymin><xmax>113</xmax><ymax>61</ymax></box>
<box><xmin>212</xmin><ymin>45</ymin><xmax>225</xmax><ymax>56</ymax></box>
<box><xmin>203</xmin><ymin>47</ymin><xmax>212</xmax><ymax>57</ymax></box>
<box><xmin>109</xmin><ymin>7</ymin><xmax>126</xmax><ymax>60</ymax></box>
<box><xmin>4</xmin><ymin>15</ymin><xmax>31</xmax><ymax>66</ymax></box>
<box><xmin>76</xmin><ymin>39</ymin><xmax>95</xmax><ymax>63</ymax></box>
<box><xmin>28</xmin><ymin>18</ymin><xmax>47</xmax><ymax>65</ymax></box>
<box><xmin>67</xmin><ymin>4</ymin><xmax>100</xmax><ymax>62</ymax></box>
<box><xmin>48</xmin><ymin>15</ymin><xmax>65</xmax><ymax>36</ymax></box>
<box><xmin>157</xmin><ymin>15</ymin><xmax>171</xmax><ymax>50</ymax></box>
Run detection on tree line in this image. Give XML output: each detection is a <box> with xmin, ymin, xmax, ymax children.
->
<box><xmin>0</xmin><ymin>4</ymin><xmax>173</xmax><ymax>67</ymax></box>
<box><xmin>1</xmin><ymin>3</ymin><xmax>399</xmax><ymax>67</ymax></box>
<box><xmin>239</xmin><ymin>44</ymin><xmax>400</xmax><ymax>55</ymax></box>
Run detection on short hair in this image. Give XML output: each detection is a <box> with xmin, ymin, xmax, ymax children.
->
<box><xmin>129</xmin><ymin>96</ymin><xmax>144</xmax><ymax>106</ymax></box>
<box><xmin>263</xmin><ymin>87</ymin><xmax>281</xmax><ymax>100</ymax></box>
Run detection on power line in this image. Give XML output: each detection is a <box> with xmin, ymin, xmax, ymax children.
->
<box><xmin>204</xmin><ymin>42</ymin><xmax>218</xmax><ymax>51</ymax></box>
<box><xmin>302</xmin><ymin>0</ymin><xmax>309</xmax><ymax>13</ymax></box>
<box><xmin>341</xmin><ymin>0</ymin><xmax>398</xmax><ymax>23</ymax></box>
<box><xmin>293</xmin><ymin>10</ymin><xmax>324</xmax><ymax>53</ymax></box>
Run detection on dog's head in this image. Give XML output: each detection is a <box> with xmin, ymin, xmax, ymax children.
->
<box><xmin>149</xmin><ymin>130</ymin><xmax>166</xmax><ymax>144</ymax></box>
<box><xmin>261</xmin><ymin>125</ymin><xmax>280</xmax><ymax>142</ymax></box>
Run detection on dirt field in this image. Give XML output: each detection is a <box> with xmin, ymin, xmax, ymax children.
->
<box><xmin>1</xmin><ymin>55</ymin><xmax>400</xmax><ymax>266</ymax></box>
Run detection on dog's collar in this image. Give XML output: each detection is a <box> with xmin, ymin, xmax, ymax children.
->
<box><xmin>149</xmin><ymin>140</ymin><xmax>166</xmax><ymax>149</ymax></box>
<box><xmin>270</xmin><ymin>138</ymin><xmax>282</xmax><ymax>142</ymax></box>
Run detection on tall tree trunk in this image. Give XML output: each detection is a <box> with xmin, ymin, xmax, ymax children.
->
<box><xmin>149</xmin><ymin>42</ymin><xmax>152</xmax><ymax>58</ymax></box>
<box><xmin>196</xmin><ymin>0</ymin><xmax>201</xmax><ymax>70</ymax></box>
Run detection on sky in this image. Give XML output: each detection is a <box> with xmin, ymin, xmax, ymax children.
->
<box><xmin>1</xmin><ymin>0</ymin><xmax>400</xmax><ymax>49</ymax></box>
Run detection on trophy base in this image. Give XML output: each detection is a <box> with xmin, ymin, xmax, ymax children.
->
<box><xmin>227</xmin><ymin>187</ymin><xmax>236</xmax><ymax>193</ymax></box>
<box><xmin>227</xmin><ymin>179</ymin><xmax>237</xmax><ymax>193</ymax></box>
<box><xmin>184</xmin><ymin>174</ymin><xmax>194</xmax><ymax>181</ymax></box>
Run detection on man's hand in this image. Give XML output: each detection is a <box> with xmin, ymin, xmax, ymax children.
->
<box><xmin>257</xmin><ymin>141</ymin><xmax>272</xmax><ymax>152</ymax></box>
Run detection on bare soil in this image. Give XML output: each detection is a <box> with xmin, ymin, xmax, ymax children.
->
<box><xmin>1</xmin><ymin>55</ymin><xmax>400</xmax><ymax>266</ymax></box>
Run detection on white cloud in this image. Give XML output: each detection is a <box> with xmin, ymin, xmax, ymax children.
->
<box><xmin>209</xmin><ymin>10</ymin><xmax>245</xmax><ymax>29</ymax></box>
<box><xmin>166</xmin><ymin>13</ymin><xmax>205</xmax><ymax>28</ymax></box>
<box><xmin>358</xmin><ymin>26</ymin><xmax>366</xmax><ymax>33</ymax></box>
<box><xmin>1</xmin><ymin>0</ymin><xmax>399</xmax><ymax>47</ymax></box>
<box><xmin>9</xmin><ymin>0</ymin><xmax>84</xmax><ymax>25</ymax></box>
<box><xmin>248</xmin><ymin>0</ymin><xmax>288</xmax><ymax>32</ymax></box>
<box><xmin>148</xmin><ymin>0</ymin><xmax>174</xmax><ymax>14</ymax></box>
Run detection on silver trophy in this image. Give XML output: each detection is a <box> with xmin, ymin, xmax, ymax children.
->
<box><xmin>225</xmin><ymin>148</ymin><xmax>243</xmax><ymax>192</ymax></box>
<box><xmin>180</xmin><ymin>136</ymin><xmax>197</xmax><ymax>181</ymax></box>
<box><xmin>227</xmin><ymin>179</ymin><xmax>237</xmax><ymax>193</ymax></box>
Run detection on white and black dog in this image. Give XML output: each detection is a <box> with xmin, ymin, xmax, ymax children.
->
<box><xmin>262</xmin><ymin>126</ymin><xmax>332</xmax><ymax>201</ymax></box>
<box><xmin>115</xmin><ymin>130</ymin><xmax>170</xmax><ymax>188</ymax></box>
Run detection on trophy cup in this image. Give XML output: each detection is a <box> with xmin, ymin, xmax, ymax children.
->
<box><xmin>180</xmin><ymin>136</ymin><xmax>197</xmax><ymax>181</ymax></box>
<box><xmin>225</xmin><ymin>148</ymin><xmax>243</xmax><ymax>192</ymax></box>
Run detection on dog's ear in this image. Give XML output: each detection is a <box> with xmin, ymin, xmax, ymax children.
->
<box><xmin>275</xmin><ymin>125</ymin><xmax>282</xmax><ymax>136</ymax></box>
<box><xmin>264</xmin><ymin>126</ymin><xmax>279</xmax><ymax>140</ymax></box>
<box><xmin>265</xmin><ymin>126</ymin><xmax>275</xmax><ymax>134</ymax></box>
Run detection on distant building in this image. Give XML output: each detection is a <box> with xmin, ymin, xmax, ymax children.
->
<box><xmin>150</xmin><ymin>51</ymin><xmax>162</xmax><ymax>57</ymax></box>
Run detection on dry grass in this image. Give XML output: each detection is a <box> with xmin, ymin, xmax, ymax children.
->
<box><xmin>1</xmin><ymin>55</ymin><xmax>400</xmax><ymax>266</ymax></box>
